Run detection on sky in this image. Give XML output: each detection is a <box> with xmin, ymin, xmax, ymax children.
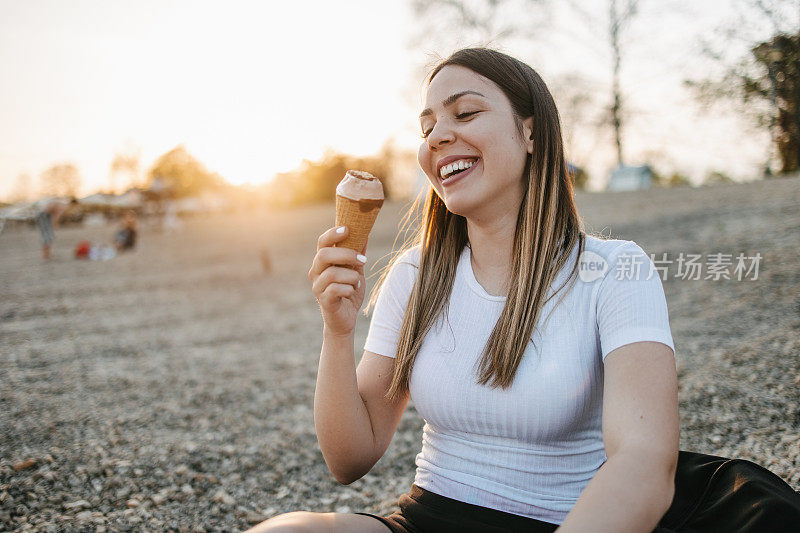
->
<box><xmin>0</xmin><ymin>0</ymin><xmax>792</xmax><ymax>200</ymax></box>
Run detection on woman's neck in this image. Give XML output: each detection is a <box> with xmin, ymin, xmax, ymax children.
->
<box><xmin>466</xmin><ymin>212</ymin><xmax>517</xmax><ymax>296</ymax></box>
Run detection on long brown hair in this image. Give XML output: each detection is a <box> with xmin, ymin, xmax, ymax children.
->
<box><xmin>366</xmin><ymin>48</ymin><xmax>586</xmax><ymax>403</ymax></box>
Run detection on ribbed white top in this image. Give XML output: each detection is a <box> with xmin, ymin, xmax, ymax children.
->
<box><xmin>364</xmin><ymin>235</ymin><xmax>675</xmax><ymax>525</ymax></box>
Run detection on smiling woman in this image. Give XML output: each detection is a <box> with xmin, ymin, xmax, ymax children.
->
<box><xmin>248</xmin><ymin>47</ymin><xmax>800</xmax><ymax>533</ymax></box>
<box><xmin>416</xmin><ymin>70</ymin><xmax>533</xmax><ymax>220</ymax></box>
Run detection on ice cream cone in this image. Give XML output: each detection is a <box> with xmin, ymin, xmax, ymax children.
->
<box><xmin>334</xmin><ymin>170</ymin><xmax>384</xmax><ymax>253</ymax></box>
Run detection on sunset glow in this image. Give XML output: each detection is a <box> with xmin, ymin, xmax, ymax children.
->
<box><xmin>0</xmin><ymin>0</ymin><xmax>415</xmax><ymax>197</ymax></box>
<box><xmin>0</xmin><ymin>0</ymin><xmax>787</xmax><ymax>200</ymax></box>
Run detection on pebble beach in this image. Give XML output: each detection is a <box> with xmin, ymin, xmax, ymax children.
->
<box><xmin>1</xmin><ymin>176</ymin><xmax>799</xmax><ymax>532</ymax></box>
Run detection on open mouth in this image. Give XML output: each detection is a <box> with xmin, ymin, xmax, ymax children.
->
<box><xmin>439</xmin><ymin>158</ymin><xmax>479</xmax><ymax>181</ymax></box>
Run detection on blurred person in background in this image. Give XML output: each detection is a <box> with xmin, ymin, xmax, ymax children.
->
<box><xmin>37</xmin><ymin>197</ymin><xmax>79</xmax><ymax>260</ymax></box>
<box><xmin>113</xmin><ymin>210</ymin><xmax>138</xmax><ymax>252</ymax></box>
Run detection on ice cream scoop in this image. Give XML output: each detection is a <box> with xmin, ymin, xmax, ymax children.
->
<box><xmin>335</xmin><ymin>170</ymin><xmax>384</xmax><ymax>253</ymax></box>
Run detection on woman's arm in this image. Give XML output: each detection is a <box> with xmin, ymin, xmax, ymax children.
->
<box><xmin>315</xmin><ymin>338</ymin><xmax>409</xmax><ymax>485</ymax></box>
<box><xmin>557</xmin><ymin>341</ymin><xmax>679</xmax><ymax>532</ymax></box>
<box><xmin>309</xmin><ymin>227</ymin><xmax>409</xmax><ymax>484</ymax></box>
<box><xmin>313</xmin><ymin>331</ymin><xmax>374</xmax><ymax>484</ymax></box>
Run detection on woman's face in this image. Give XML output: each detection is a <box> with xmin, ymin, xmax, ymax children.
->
<box><xmin>418</xmin><ymin>64</ymin><xmax>534</xmax><ymax>219</ymax></box>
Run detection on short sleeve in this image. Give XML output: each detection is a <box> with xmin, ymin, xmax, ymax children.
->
<box><xmin>363</xmin><ymin>246</ymin><xmax>420</xmax><ymax>358</ymax></box>
<box><xmin>596</xmin><ymin>240</ymin><xmax>675</xmax><ymax>361</ymax></box>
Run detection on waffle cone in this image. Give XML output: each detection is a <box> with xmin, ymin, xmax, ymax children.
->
<box><xmin>335</xmin><ymin>195</ymin><xmax>383</xmax><ymax>252</ymax></box>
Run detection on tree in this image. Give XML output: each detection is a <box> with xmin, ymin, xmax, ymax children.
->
<box><xmin>406</xmin><ymin>0</ymin><xmax>553</xmax><ymax>103</ymax></box>
<box><xmin>147</xmin><ymin>145</ymin><xmax>225</xmax><ymax>197</ymax></box>
<box><xmin>409</xmin><ymin>0</ymin><xmax>551</xmax><ymax>51</ymax></box>
<box><xmin>273</xmin><ymin>143</ymin><xmax>409</xmax><ymax>207</ymax></box>
<box><xmin>564</xmin><ymin>0</ymin><xmax>641</xmax><ymax>168</ymax></box>
<box><xmin>751</xmin><ymin>34</ymin><xmax>800</xmax><ymax>173</ymax></box>
<box><xmin>40</xmin><ymin>163</ymin><xmax>81</xmax><ymax>198</ymax></box>
<box><xmin>110</xmin><ymin>144</ymin><xmax>142</xmax><ymax>193</ymax></box>
<box><xmin>684</xmin><ymin>0</ymin><xmax>800</xmax><ymax>174</ymax></box>
<box><xmin>408</xmin><ymin>0</ymin><xmax>642</xmax><ymax>178</ymax></box>
<box><xmin>607</xmin><ymin>0</ymin><xmax>640</xmax><ymax>166</ymax></box>
<box><xmin>550</xmin><ymin>72</ymin><xmax>607</xmax><ymax>190</ymax></box>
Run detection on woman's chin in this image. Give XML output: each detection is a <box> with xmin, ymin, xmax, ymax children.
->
<box><xmin>434</xmin><ymin>184</ymin><xmax>484</xmax><ymax>218</ymax></box>
<box><xmin>441</xmin><ymin>195</ymin><xmax>477</xmax><ymax>218</ymax></box>
<box><xmin>432</xmin><ymin>188</ymin><xmax>463</xmax><ymax>214</ymax></box>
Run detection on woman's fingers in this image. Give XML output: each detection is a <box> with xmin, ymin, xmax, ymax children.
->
<box><xmin>312</xmin><ymin>265</ymin><xmax>361</xmax><ymax>297</ymax></box>
<box><xmin>319</xmin><ymin>282</ymin><xmax>357</xmax><ymax>305</ymax></box>
<box><xmin>308</xmin><ymin>247</ymin><xmax>366</xmax><ymax>281</ymax></box>
<box><xmin>309</xmin><ymin>228</ymin><xmax>367</xmax><ymax>282</ymax></box>
<box><xmin>317</xmin><ymin>225</ymin><xmax>349</xmax><ymax>251</ymax></box>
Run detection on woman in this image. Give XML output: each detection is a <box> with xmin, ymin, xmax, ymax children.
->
<box><xmin>253</xmin><ymin>47</ymin><xmax>678</xmax><ymax>532</ymax></box>
<box><xmin>250</xmin><ymin>48</ymin><xmax>797</xmax><ymax>532</ymax></box>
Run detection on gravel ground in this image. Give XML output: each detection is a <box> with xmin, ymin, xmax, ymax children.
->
<box><xmin>1</xmin><ymin>176</ymin><xmax>799</xmax><ymax>532</ymax></box>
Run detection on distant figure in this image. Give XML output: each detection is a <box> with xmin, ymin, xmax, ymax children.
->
<box><xmin>260</xmin><ymin>247</ymin><xmax>273</xmax><ymax>274</ymax></box>
<box><xmin>113</xmin><ymin>210</ymin><xmax>138</xmax><ymax>251</ymax></box>
<box><xmin>36</xmin><ymin>197</ymin><xmax>79</xmax><ymax>260</ymax></box>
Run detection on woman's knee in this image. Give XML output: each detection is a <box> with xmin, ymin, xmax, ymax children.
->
<box><xmin>245</xmin><ymin>511</ymin><xmax>322</xmax><ymax>533</ymax></box>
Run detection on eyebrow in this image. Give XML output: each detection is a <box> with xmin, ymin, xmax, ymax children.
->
<box><xmin>419</xmin><ymin>90</ymin><xmax>486</xmax><ymax>119</ymax></box>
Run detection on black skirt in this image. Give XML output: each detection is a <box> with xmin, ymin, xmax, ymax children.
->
<box><xmin>355</xmin><ymin>483</ymin><xmax>558</xmax><ymax>533</ymax></box>
<box><xmin>356</xmin><ymin>450</ymin><xmax>800</xmax><ymax>533</ymax></box>
<box><xmin>655</xmin><ymin>450</ymin><xmax>800</xmax><ymax>532</ymax></box>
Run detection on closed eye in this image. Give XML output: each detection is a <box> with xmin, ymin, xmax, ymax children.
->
<box><xmin>420</xmin><ymin>111</ymin><xmax>480</xmax><ymax>139</ymax></box>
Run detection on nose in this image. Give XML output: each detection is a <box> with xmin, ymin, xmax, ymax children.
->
<box><xmin>425</xmin><ymin>120</ymin><xmax>455</xmax><ymax>150</ymax></box>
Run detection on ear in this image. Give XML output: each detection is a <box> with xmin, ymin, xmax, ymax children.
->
<box><xmin>522</xmin><ymin>116</ymin><xmax>534</xmax><ymax>154</ymax></box>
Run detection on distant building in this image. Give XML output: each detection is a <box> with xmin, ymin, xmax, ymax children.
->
<box><xmin>607</xmin><ymin>164</ymin><xmax>653</xmax><ymax>191</ymax></box>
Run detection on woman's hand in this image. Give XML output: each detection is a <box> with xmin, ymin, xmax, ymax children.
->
<box><xmin>308</xmin><ymin>226</ymin><xmax>367</xmax><ymax>337</ymax></box>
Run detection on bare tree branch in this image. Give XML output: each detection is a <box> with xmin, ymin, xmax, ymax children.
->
<box><xmin>686</xmin><ymin>0</ymin><xmax>800</xmax><ymax>173</ymax></box>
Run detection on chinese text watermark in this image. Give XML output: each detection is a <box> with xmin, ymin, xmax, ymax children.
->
<box><xmin>578</xmin><ymin>251</ymin><xmax>762</xmax><ymax>282</ymax></box>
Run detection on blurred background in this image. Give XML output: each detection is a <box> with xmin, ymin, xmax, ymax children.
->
<box><xmin>1</xmin><ymin>0</ymin><xmax>800</xmax><ymax>209</ymax></box>
<box><xmin>1</xmin><ymin>1</ymin><xmax>798</xmax><ymax>532</ymax></box>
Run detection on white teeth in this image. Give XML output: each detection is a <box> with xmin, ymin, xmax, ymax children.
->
<box><xmin>439</xmin><ymin>159</ymin><xmax>476</xmax><ymax>179</ymax></box>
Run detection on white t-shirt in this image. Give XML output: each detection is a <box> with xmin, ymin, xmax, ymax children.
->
<box><xmin>363</xmin><ymin>234</ymin><xmax>675</xmax><ymax>525</ymax></box>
